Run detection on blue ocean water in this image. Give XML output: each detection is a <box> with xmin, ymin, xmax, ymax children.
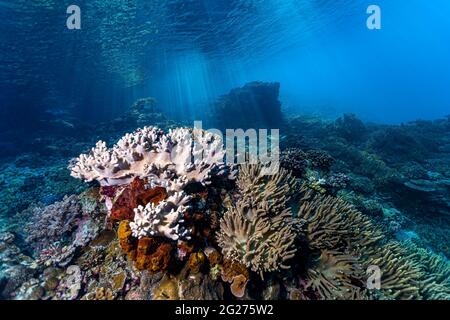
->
<box><xmin>1</xmin><ymin>0</ymin><xmax>449</xmax><ymax>127</ymax></box>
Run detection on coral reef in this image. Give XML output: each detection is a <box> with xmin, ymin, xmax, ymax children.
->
<box><xmin>330</xmin><ymin>113</ymin><xmax>367</xmax><ymax>143</ymax></box>
<box><xmin>279</xmin><ymin>148</ymin><xmax>308</xmax><ymax>177</ymax></box>
<box><xmin>297</xmin><ymin>184</ymin><xmax>384</xmax><ymax>251</ymax></box>
<box><xmin>3</xmin><ymin>101</ymin><xmax>450</xmax><ymax>301</ymax></box>
<box><xmin>17</xmin><ymin>191</ymin><xmax>104</xmax><ymax>267</ymax></box>
<box><xmin>108</xmin><ymin>178</ymin><xmax>168</xmax><ymax>222</ymax></box>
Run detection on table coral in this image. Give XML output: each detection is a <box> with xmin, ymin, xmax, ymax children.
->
<box><xmin>69</xmin><ymin>126</ymin><xmax>235</xmax><ymax>188</ymax></box>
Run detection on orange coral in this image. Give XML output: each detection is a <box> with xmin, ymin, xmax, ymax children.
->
<box><xmin>188</xmin><ymin>252</ymin><xmax>206</xmax><ymax>274</ymax></box>
<box><xmin>148</xmin><ymin>243</ymin><xmax>172</xmax><ymax>273</ymax></box>
<box><xmin>204</xmin><ymin>247</ymin><xmax>222</xmax><ymax>267</ymax></box>
<box><xmin>221</xmin><ymin>259</ymin><xmax>249</xmax><ymax>283</ymax></box>
<box><xmin>135</xmin><ymin>237</ymin><xmax>157</xmax><ymax>270</ymax></box>
<box><xmin>230</xmin><ymin>274</ymin><xmax>248</xmax><ymax>298</ymax></box>
<box><xmin>117</xmin><ymin>220</ymin><xmax>137</xmax><ymax>260</ymax></box>
<box><xmin>117</xmin><ymin>217</ymin><xmax>173</xmax><ymax>272</ymax></box>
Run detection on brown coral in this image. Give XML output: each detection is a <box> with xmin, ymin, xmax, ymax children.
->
<box><xmin>305</xmin><ymin>250</ymin><xmax>362</xmax><ymax>300</ymax></box>
<box><xmin>117</xmin><ymin>220</ymin><xmax>137</xmax><ymax>260</ymax></box>
<box><xmin>221</xmin><ymin>259</ymin><xmax>250</xmax><ymax>283</ymax></box>
<box><xmin>217</xmin><ymin>164</ymin><xmax>300</xmax><ymax>277</ymax></box>
<box><xmin>81</xmin><ymin>287</ymin><xmax>115</xmax><ymax>300</ymax></box>
<box><xmin>147</xmin><ymin>243</ymin><xmax>172</xmax><ymax>273</ymax></box>
<box><xmin>188</xmin><ymin>252</ymin><xmax>206</xmax><ymax>274</ymax></box>
<box><xmin>135</xmin><ymin>237</ymin><xmax>158</xmax><ymax>270</ymax></box>
<box><xmin>218</xmin><ymin>201</ymin><xmax>297</xmax><ymax>277</ymax></box>
<box><xmin>297</xmin><ymin>184</ymin><xmax>383</xmax><ymax>252</ymax></box>
<box><xmin>118</xmin><ymin>220</ymin><xmax>172</xmax><ymax>273</ymax></box>
<box><xmin>153</xmin><ymin>276</ymin><xmax>180</xmax><ymax>300</ymax></box>
<box><xmin>110</xmin><ymin>178</ymin><xmax>167</xmax><ymax>222</ymax></box>
<box><xmin>230</xmin><ymin>274</ymin><xmax>248</xmax><ymax>298</ymax></box>
<box><xmin>204</xmin><ymin>247</ymin><xmax>222</xmax><ymax>267</ymax></box>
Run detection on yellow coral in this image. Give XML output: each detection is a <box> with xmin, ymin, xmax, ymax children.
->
<box><xmin>153</xmin><ymin>276</ymin><xmax>179</xmax><ymax>300</ymax></box>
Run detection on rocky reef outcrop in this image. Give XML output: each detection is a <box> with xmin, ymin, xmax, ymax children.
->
<box><xmin>209</xmin><ymin>81</ymin><xmax>284</xmax><ymax>130</ymax></box>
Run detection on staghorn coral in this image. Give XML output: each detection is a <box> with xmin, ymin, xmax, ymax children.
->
<box><xmin>69</xmin><ymin>126</ymin><xmax>235</xmax><ymax>188</ymax></box>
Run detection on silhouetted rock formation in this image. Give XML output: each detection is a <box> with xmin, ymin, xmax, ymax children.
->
<box><xmin>210</xmin><ymin>81</ymin><xmax>284</xmax><ymax>130</ymax></box>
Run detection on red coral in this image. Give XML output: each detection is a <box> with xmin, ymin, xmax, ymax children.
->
<box><xmin>110</xmin><ymin>178</ymin><xmax>167</xmax><ymax>222</ymax></box>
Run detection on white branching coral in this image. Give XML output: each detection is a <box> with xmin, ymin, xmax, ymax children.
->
<box><xmin>130</xmin><ymin>192</ymin><xmax>191</xmax><ymax>240</ymax></box>
<box><xmin>69</xmin><ymin>126</ymin><xmax>235</xmax><ymax>188</ymax></box>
